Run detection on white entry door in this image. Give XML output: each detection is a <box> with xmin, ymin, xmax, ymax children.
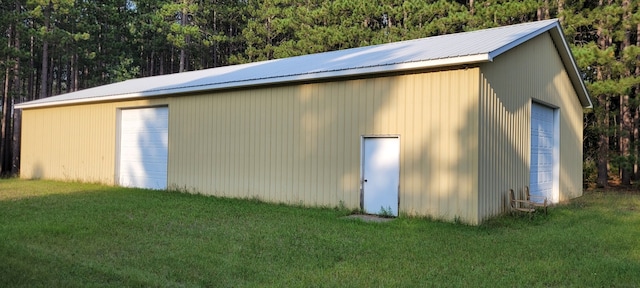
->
<box><xmin>530</xmin><ymin>102</ymin><xmax>558</xmax><ymax>203</ymax></box>
<box><xmin>362</xmin><ymin>137</ymin><xmax>400</xmax><ymax>216</ymax></box>
<box><xmin>118</xmin><ymin>107</ymin><xmax>169</xmax><ymax>190</ymax></box>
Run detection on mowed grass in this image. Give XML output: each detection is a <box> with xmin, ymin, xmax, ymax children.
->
<box><xmin>1</xmin><ymin>179</ymin><xmax>639</xmax><ymax>287</ymax></box>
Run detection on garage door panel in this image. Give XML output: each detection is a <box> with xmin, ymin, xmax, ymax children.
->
<box><xmin>128</xmin><ymin>169</ymin><xmax>166</xmax><ymax>177</ymax></box>
<box><xmin>118</xmin><ymin>107</ymin><xmax>168</xmax><ymax>190</ymax></box>
<box><xmin>121</xmin><ymin>128</ymin><xmax>168</xmax><ymax>136</ymax></box>
<box><xmin>120</xmin><ymin>161</ymin><xmax>167</xmax><ymax>172</ymax></box>
<box><xmin>120</xmin><ymin>148</ymin><xmax>168</xmax><ymax>158</ymax></box>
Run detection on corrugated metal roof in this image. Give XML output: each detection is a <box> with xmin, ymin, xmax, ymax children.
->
<box><xmin>15</xmin><ymin>19</ymin><xmax>592</xmax><ymax>109</ymax></box>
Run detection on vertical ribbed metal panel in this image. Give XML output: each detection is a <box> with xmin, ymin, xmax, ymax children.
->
<box><xmin>166</xmin><ymin>69</ymin><xmax>480</xmax><ymax>223</ymax></box>
<box><xmin>20</xmin><ymin>99</ymin><xmax>168</xmax><ymax>184</ymax></box>
<box><xmin>478</xmin><ymin>32</ymin><xmax>584</xmax><ymax>221</ymax></box>
<box><xmin>21</xmin><ymin>69</ymin><xmax>483</xmax><ymax>223</ymax></box>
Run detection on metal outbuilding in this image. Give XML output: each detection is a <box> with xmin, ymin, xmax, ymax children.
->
<box><xmin>15</xmin><ymin>19</ymin><xmax>591</xmax><ymax>224</ymax></box>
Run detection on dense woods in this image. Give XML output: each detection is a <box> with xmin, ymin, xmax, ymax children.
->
<box><xmin>0</xmin><ymin>0</ymin><xmax>639</xmax><ymax>188</ymax></box>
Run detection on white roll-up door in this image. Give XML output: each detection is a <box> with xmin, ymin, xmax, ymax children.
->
<box><xmin>530</xmin><ymin>102</ymin><xmax>558</xmax><ymax>203</ymax></box>
<box><xmin>118</xmin><ymin>107</ymin><xmax>169</xmax><ymax>190</ymax></box>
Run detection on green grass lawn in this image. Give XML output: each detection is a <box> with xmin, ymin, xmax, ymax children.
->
<box><xmin>1</xmin><ymin>179</ymin><xmax>639</xmax><ymax>287</ymax></box>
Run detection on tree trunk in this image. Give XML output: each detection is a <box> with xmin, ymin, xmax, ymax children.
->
<box><xmin>40</xmin><ymin>0</ymin><xmax>52</xmax><ymax>99</ymax></box>
<box><xmin>1</xmin><ymin>59</ymin><xmax>10</xmax><ymax>175</ymax></box>
<box><xmin>72</xmin><ymin>53</ymin><xmax>78</xmax><ymax>92</ymax></box>
<box><xmin>620</xmin><ymin>93</ymin><xmax>632</xmax><ymax>185</ymax></box>
<box><xmin>47</xmin><ymin>52</ymin><xmax>54</xmax><ymax>96</ymax></box>
<box><xmin>83</xmin><ymin>66</ymin><xmax>88</xmax><ymax>89</ymax></box>
<box><xmin>11</xmin><ymin>4</ymin><xmax>20</xmax><ymax>174</ymax></box>
<box><xmin>537</xmin><ymin>0</ymin><xmax>549</xmax><ymax>20</ymax></box>
<box><xmin>160</xmin><ymin>51</ymin><xmax>165</xmax><ymax>75</ymax></box>
<box><xmin>180</xmin><ymin>49</ymin><xmax>186</xmax><ymax>73</ymax></box>
<box><xmin>635</xmin><ymin>23</ymin><xmax>640</xmax><ymax>180</ymax></box>
<box><xmin>594</xmin><ymin>10</ymin><xmax>613</xmax><ymax>188</ymax></box>
<box><xmin>544</xmin><ymin>0</ymin><xmax>550</xmax><ymax>19</ymax></box>
<box><xmin>619</xmin><ymin>0</ymin><xmax>633</xmax><ymax>185</ymax></box>
<box><xmin>214</xmin><ymin>10</ymin><xmax>219</xmax><ymax>67</ymax></box>
<box><xmin>634</xmin><ymin>106</ymin><xmax>639</xmax><ymax>180</ymax></box>
<box><xmin>150</xmin><ymin>50</ymin><xmax>155</xmax><ymax>76</ymax></box>
<box><xmin>170</xmin><ymin>47</ymin><xmax>174</xmax><ymax>73</ymax></box>
<box><xmin>597</xmin><ymin>94</ymin><xmax>609</xmax><ymax>188</ymax></box>
<box><xmin>557</xmin><ymin>0</ymin><xmax>565</xmax><ymax>24</ymax></box>
<box><xmin>1</xmin><ymin>19</ymin><xmax>13</xmax><ymax>175</ymax></box>
<box><xmin>28</xmin><ymin>31</ymin><xmax>35</xmax><ymax>101</ymax></box>
<box><xmin>12</xmin><ymin>109</ymin><xmax>20</xmax><ymax>174</ymax></box>
<box><xmin>56</xmin><ymin>51</ymin><xmax>62</xmax><ymax>95</ymax></box>
<box><xmin>40</xmin><ymin>39</ymin><xmax>49</xmax><ymax>98</ymax></box>
<box><xmin>179</xmin><ymin>5</ymin><xmax>188</xmax><ymax>73</ymax></box>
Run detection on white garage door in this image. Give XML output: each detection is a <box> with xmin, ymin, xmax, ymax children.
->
<box><xmin>118</xmin><ymin>107</ymin><xmax>169</xmax><ymax>190</ymax></box>
<box><xmin>530</xmin><ymin>102</ymin><xmax>557</xmax><ymax>203</ymax></box>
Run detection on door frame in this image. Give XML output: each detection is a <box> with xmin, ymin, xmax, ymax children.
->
<box><xmin>360</xmin><ymin>135</ymin><xmax>401</xmax><ymax>215</ymax></box>
<box><xmin>115</xmin><ymin>105</ymin><xmax>169</xmax><ymax>189</ymax></box>
<box><xmin>529</xmin><ymin>100</ymin><xmax>560</xmax><ymax>204</ymax></box>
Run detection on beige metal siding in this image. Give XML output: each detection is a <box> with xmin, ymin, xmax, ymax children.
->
<box><xmin>168</xmin><ymin>70</ymin><xmax>481</xmax><ymax>223</ymax></box>
<box><xmin>20</xmin><ymin>99</ymin><xmax>168</xmax><ymax>184</ymax></box>
<box><xmin>479</xmin><ymin>32</ymin><xmax>584</xmax><ymax>220</ymax></box>
<box><xmin>20</xmin><ymin>70</ymin><xmax>481</xmax><ymax>223</ymax></box>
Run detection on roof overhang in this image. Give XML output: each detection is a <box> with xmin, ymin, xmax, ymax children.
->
<box><xmin>485</xmin><ymin>21</ymin><xmax>592</xmax><ymax>108</ymax></box>
<box><xmin>14</xmin><ymin>55</ymin><xmax>492</xmax><ymax>109</ymax></box>
<box><xmin>547</xmin><ymin>24</ymin><xmax>593</xmax><ymax>108</ymax></box>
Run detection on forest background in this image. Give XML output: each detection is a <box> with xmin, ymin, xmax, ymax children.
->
<box><xmin>0</xmin><ymin>0</ymin><xmax>637</xmax><ymax>188</ymax></box>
